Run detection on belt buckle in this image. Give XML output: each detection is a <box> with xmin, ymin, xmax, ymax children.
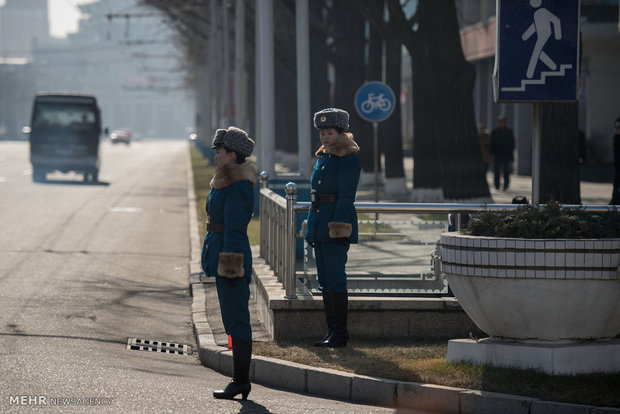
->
<box><xmin>310</xmin><ymin>190</ymin><xmax>318</xmax><ymax>210</ymax></box>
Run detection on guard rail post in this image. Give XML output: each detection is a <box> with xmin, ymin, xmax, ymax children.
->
<box><xmin>284</xmin><ymin>182</ymin><xmax>298</xmax><ymax>299</ymax></box>
<box><xmin>259</xmin><ymin>171</ymin><xmax>269</xmax><ymax>258</ymax></box>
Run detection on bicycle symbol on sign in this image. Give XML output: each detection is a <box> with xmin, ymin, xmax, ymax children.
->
<box><xmin>360</xmin><ymin>93</ymin><xmax>392</xmax><ymax>114</ymax></box>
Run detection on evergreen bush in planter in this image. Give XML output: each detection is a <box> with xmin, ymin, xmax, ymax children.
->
<box><xmin>463</xmin><ymin>201</ymin><xmax>620</xmax><ymax>239</ymax></box>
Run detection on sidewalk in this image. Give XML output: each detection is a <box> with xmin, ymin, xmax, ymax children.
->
<box><xmin>484</xmin><ymin>172</ymin><xmax>612</xmax><ymax>205</ymax></box>
<box><xmin>358</xmin><ymin>170</ymin><xmax>613</xmax><ymax>205</ymax></box>
<box><xmin>186</xmin><ymin>158</ymin><xmax>620</xmax><ymax>412</ymax></box>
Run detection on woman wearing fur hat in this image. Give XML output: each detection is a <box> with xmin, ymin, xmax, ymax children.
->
<box><xmin>304</xmin><ymin>108</ymin><xmax>361</xmax><ymax>348</ymax></box>
<box><xmin>201</xmin><ymin>126</ymin><xmax>256</xmax><ymax>399</ymax></box>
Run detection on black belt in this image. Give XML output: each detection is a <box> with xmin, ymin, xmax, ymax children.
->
<box><xmin>207</xmin><ymin>222</ymin><xmax>225</xmax><ymax>233</ymax></box>
<box><xmin>311</xmin><ymin>191</ymin><xmax>338</xmax><ymax>210</ymax></box>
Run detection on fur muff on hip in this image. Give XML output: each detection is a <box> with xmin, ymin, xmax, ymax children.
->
<box><xmin>218</xmin><ymin>252</ymin><xmax>245</xmax><ymax>278</ymax></box>
<box><xmin>328</xmin><ymin>222</ymin><xmax>352</xmax><ymax>238</ymax></box>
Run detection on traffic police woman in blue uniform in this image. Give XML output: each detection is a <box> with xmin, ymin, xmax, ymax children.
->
<box><xmin>201</xmin><ymin>126</ymin><xmax>256</xmax><ymax>400</ymax></box>
<box><xmin>304</xmin><ymin>108</ymin><xmax>361</xmax><ymax>348</ymax></box>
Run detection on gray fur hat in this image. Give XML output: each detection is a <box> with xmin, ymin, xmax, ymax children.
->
<box><xmin>313</xmin><ymin>108</ymin><xmax>349</xmax><ymax>131</ymax></box>
<box><xmin>211</xmin><ymin>126</ymin><xmax>255</xmax><ymax>157</ymax></box>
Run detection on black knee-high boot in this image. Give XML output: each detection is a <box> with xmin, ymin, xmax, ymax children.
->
<box><xmin>314</xmin><ymin>292</ymin><xmax>334</xmax><ymax>346</ymax></box>
<box><xmin>317</xmin><ymin>292</ymin><xmax>349</xmax><ymax>348</ymax></box>
<box><xmin>213</xmin><ymin>339</ymin><xmax>252</xmax><ymax>400</ymax></box>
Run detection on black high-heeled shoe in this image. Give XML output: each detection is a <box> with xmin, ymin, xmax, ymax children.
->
<box><xmin>214</xmin><ymin>339</ymin><xmax>253</xmax><ymax>400</ymax></box>
<box><xmin>213</xmin><ymin>380</ymin><xmax>251</xmax><ymax>400</ymax></box>
<box><xmin>316</xmin><ymin>331</ymin><xmax>349</xmax><ymax>348</ymax></box>
<box><xmin>314</xmin><ymin>331</ymin><xmax>332</xmax><ymax>346</ymax></box>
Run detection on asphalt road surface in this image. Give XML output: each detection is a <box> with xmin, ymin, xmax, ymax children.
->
<box><xmin>0</xmin><ymin>139</ymin><xmax>398</xmax><ymax>413</ymax></box>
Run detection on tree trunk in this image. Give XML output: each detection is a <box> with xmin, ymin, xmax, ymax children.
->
<box><xmin>411</xmin><ymin>0</ymin><xmax>490</xmax><ymax>200</ymax></box>
<box><xmin>274</xmin><ymin>0</ymin><xmax>298</xmax><ymax>153</ymax></box>
<box><xmin>309</xmin><ymin>0</ymin><xmax>330</xmax><ymax>153</ymax></box>
<box><xmin>332</xmin><ymin>0</ymin><xmax>366</xmax><ymax>148</ymax></box>
<box><xmin>540</xmin><ymin>103</ymin><xmax>581</xmax><ymax>204</ymax></box>
<box><xmin>380</xmin><ymin>33</ymin><xmax>405</xmax><ymax>181</ymax></box>
<box><xmin>358</xmin><ymin>0</ymin><xmax>384</xmax><ymax>178</ymax></box>
<box><xmin>246</xmin><ymin>0</ymin><xmax>256</xmax><ymax>140</ymax></box>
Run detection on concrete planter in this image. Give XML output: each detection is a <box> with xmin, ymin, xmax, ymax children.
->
<box><xmin>439</xmin><ymin>233</ymin><xmax>620</xmax><ymax>342</ymax></box>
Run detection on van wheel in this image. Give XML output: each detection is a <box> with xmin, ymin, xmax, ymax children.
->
<box><xmin>33</xmin><ymin>167</ymin><xmax>45</xmax><ymax>182</ymax></box>
<box><xmin>84</xmin><ymin>170</ymin><xmax>98</xmax><ymax>183</ymax></box>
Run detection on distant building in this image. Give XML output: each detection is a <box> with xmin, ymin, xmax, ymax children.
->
<box><xmin>0</xmin><ymin>0</ymin><xmax>194</xmax><ymax>139</ymax></box>
<box><xmin>0</xmin><ymin>0</ymin><xmax>49</xmax><ymax>59</ymax></box>
<box><xmin>0</xmin><ymin>58</ymin><xmax>36</xmax><ymax>139</ymax></box>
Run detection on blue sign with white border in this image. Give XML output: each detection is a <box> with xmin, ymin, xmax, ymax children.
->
<box><xmin>354</xmin><ymin>81</ymin><xmax>396</xmax><ymax>122</ymax></box>
<box><xmin>494</xmin><ymin>0</ymin><xmax>580</xmax><ymax>102</ymax></box>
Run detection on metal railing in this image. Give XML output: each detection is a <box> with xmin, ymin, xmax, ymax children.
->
<box><xmin>258</xmin><ymin>173</ymin><xmax>614</xmax><ymax>299</ymax></box>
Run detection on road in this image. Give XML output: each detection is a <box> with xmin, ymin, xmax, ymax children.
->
<box><xmin>0</xmin><ymin>140</ymin><xmax>397</xmax><ymax>413</ymax></box>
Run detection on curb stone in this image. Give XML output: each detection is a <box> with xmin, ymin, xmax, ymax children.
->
<box><xmin>531</xmin><ymin>401</ymin><xmax>596</xmax><ymax>414</ymax></box>
<box><xmin>253</xmin><ymin>355</ymin><xmax>308</xmax><ymax>392</ymax></box>
<box><xmin>396</xmin><ymin>382</ymin><xmax>462</xmax><ymax>413</ymax></box>
<box><xmin>459</xmin><ymin>390</ymin><xmax>535</xmax><ymax>414</ymax></box>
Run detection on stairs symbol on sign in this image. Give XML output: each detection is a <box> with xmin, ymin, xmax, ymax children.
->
<box><xmin>501</xmin><ymin>64</ymin><xmax>573</xmax><ymax>92</ymax></box>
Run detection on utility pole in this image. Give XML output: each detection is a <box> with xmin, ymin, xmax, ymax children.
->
<box><xmin>258</xmin><ymin>0</ymin><xmax>275</xmax><ymax>176</ymax></box>
<box><xmin>222</xmin><ymin>0</ymin><xmax>230</xmax><ymax>126</ymax></box>
<box><xmin>235</xmin><ymin>0</ymin><xmax>246</xmax><ymax>129</ymax></box>
<box><xmin>209</xmin><ymin>0</ymin><xmax>218</xmax><ymax>132</ymax></box>
<box><xmin>296</xmin><ymin>0</ymin><xmax>311</xmax><ymax>177</ymax></box>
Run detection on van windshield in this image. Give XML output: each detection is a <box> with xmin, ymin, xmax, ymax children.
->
<box><xmin>33</xmin><ymin>103</ymin><xmax>97</xmax><ymax>130</ymax></box>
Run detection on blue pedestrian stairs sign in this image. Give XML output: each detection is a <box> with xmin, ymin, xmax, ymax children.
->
<box><xmin>493</xmin><ymin>0</ymin><xmax>580</xmax><ymax>102</ymax></box>
<box><xmin>354</xmin><ymin>81</ymin><xmax>396</xmax><ymax>123</ymax></box>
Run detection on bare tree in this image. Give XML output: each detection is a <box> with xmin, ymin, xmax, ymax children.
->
<box><xmin>380</xmin><ymin>19</ymin><xmax>406</xmax><ymax>192</ymax></box>
<box><xmin>398</xmin><ymin>0</ymin><xmax>489</xmax><ymax>199</ymax></box>
<box><xmin>540</xmin><ymin>103</ymin><xmax>581</xmax><ymax>204</ymax></box>
<box><xmin>331</xmin><ymin>0</ymin><xmax>367</xmax><ymax>149</ymax></box>
<box><xmin>357</xmin><ymin>0</ymin><xmax>490</xmax><ymax>200</ymax></box>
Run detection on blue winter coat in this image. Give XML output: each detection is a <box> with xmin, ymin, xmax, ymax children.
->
<box><xmin>201</xmin><ymin>162</ymin><xmax>257</xmax><ymax>278</ymax></box>
<box><xmin>304</xmin><ymin>134</ymin><xmax>361</xmax><ymax>244</ymax></box>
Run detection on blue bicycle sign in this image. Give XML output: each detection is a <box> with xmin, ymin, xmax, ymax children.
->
<box><xmin>361</xmin><ymin>92</ymin><xmax>392</xmax><ymax>113</ymax></box>
<box><xmin>354</xmin><ymin>81</ymin><xmax>396</xmax><ymax>122</ymax></box>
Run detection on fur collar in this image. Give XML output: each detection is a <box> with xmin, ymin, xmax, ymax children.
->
<box><xmin>315</xmin><ymin>134</ymin><xmax>360</xmax><ymax>157</ymax></box>
<box><xmin>210</xmin><ymin>162</ymin><xmax>258</xmax><ymax>189</ymax></box>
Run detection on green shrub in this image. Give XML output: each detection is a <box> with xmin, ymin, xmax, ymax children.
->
<box><xmin>463</xmin><ymin>201</ymin><xmax>620</xmax><ymax>239</ymax></box>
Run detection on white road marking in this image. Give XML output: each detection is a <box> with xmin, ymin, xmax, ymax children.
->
<box><xmin>109</xmin><ymin>207</ymin><xmax>144</xmax><ymax>213</ymax></box>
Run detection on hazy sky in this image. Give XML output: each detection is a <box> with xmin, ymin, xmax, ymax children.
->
<box><xmin>0</xmin><ymin>0</ymin><xmax>94</xmax><ymax>38</ymax></box>
<box><xmin>48</xmin><ymin>0</ymin><xmax>90</xmax><ymax>38</ymax></box>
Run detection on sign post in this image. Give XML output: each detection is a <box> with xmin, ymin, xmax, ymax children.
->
<box><xmin>354</xmin><ymin>81</ymin><xmax>396</xmax><ymax>203</ymax></box>
<box><xmin>493</xmin><ymin>0</ymin><xmax>580</xmax><ymax>205</ymax></box>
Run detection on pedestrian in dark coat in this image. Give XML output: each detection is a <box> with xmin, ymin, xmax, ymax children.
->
<box><xmin>610</xmin><ymin>116</ymin><xmax>620</xmax><ymax>205</ymax></box>
<box><xmin>490</xmin><ymin>115</ymin><xmax>516</xmax><ymax>191</ymax></box>
<box><xmin>201</xmin><ymin>126</ymin><xmax>257</xmax><ymax>400</ymax></box>
<box><xmin>304</xmin><ymin>107</ymin><xmax>361</xmax><ymax>348</ymax></box>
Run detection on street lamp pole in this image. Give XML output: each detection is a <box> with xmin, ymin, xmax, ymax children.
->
<box><xmin>296</xmin><ymin>0</ymin><xmax>311</xmax><ymax>178</ymax></box>
<box><xmin>258</xmin><ymin>0</ymin><xmax>275</xmax><ymax>176</ymax></box>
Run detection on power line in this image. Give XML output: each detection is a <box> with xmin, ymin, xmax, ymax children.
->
<box><xmin>105</xmin><ymin>12</ymin><xmax>160</xmax><ymax>19</ymax></box>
